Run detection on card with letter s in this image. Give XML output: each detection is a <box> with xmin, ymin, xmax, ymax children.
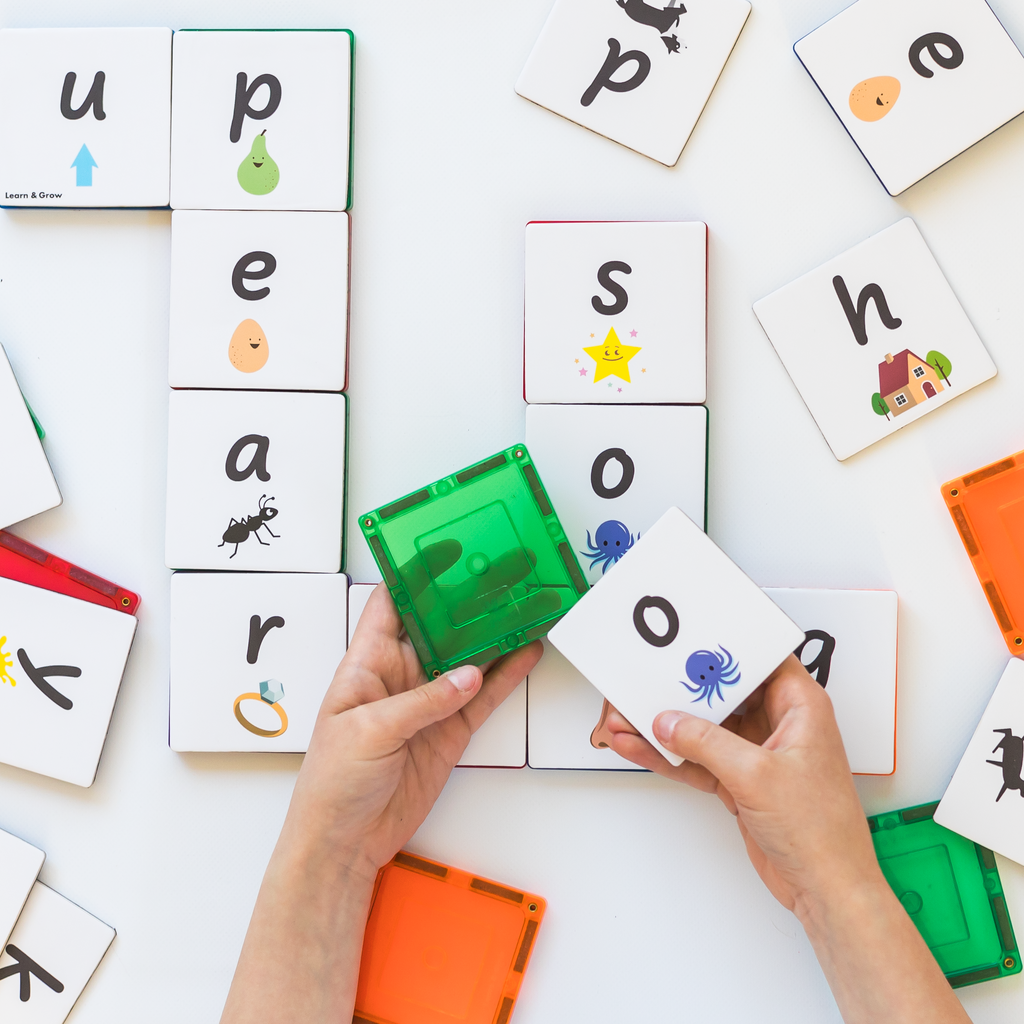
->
<box><xmin>548</xmin><ymin>507</ymin><xmax>804</xmax><ymax>765</ymax></box>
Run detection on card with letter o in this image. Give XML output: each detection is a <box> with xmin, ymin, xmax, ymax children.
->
<box><xmin>548</xmin><ymin>506</ymin><xmax>804</xmax><ymax>766</ymax></box>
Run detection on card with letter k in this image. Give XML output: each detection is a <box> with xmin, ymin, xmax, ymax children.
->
<box><xmin>0</xmin><ymin>576</ymin><xmax>137</xmax><ymax>786</ymax></box>
<box><xmin>548</xmin><ymin>507</ymin><xmax>804</xmax><ymax>765</ymax></box>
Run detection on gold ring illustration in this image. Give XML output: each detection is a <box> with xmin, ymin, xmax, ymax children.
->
<box><xmin>233</xmin><ymin>679</ymin><xmax>288</xmax><ymax>737</ymax></box>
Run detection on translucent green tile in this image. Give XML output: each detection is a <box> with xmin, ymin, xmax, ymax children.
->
<box><xmin>870</xmin><ymin>802</ymin><xmax>1021</xmax><ymax>988</ymax></box>
<box><xmin>360</xmin><ymin>445</ymin><xmax>588</xmax><ymax>678</ymax></box>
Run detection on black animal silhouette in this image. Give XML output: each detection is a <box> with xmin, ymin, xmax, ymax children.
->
<box><xmin>987</xmin><ymin>728</ymin><xmax>1024</xmax><ymax>802</ymax></box>
<box><xmin>616</xmin><ymin>0</ymin><xmax>686</xmax><ymax>53</ymax></box>
<box><xmin>0</xmin><ymin>944</ymin><xmax>64</xmax><ymax>1002</ymax></box>
<box><xmin>219</xmin><ymin>494</ymin><xmax>280</xmax><ymax>558</ymax></box>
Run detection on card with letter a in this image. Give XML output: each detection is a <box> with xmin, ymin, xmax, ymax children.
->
<box><xmin>0</xmin><ymin>576</ymin><xmax>137</xmax><ymax>787</ymax></box>
<box><xmin>936</xmin><ymin>659</ymin><xmax>1024</xmax><ymax>869</ymax></box>
<box><xmin>753</xmin><ymin>218</ymin><xmax>995</xmax><ymax>461</ymax></box>
<box><xmin>547</xmin><ymin>507</ymin><xmax>804</xmax><ymax>765</ymax></box>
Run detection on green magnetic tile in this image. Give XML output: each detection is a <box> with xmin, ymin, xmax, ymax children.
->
<box><xmin>869</xmin><ymin>802</ymin><xmax>1022</xmax><ymax>988</ymax></box>
<box><xmin>360</xmin><ymin>445</ymin><xmax>587</xmax><ymax>678</ymax></box>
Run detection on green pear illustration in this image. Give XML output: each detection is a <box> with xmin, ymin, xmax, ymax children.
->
<box><xmin>237</xmin><ymin>130</ymin><xmax>280</xmax><ymax>195</ymax></box>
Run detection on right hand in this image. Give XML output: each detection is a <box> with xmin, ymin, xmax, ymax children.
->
<box><xmin>604</xmin><ymin>655</ymin><xmax>883</xmax><ymax>919</ymax></box>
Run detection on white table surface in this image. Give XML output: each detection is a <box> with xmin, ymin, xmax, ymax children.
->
<box><xmin>3</xmin><ymin>0</ymin><xmax>1024</xmax><ymax>1020</ymax></box>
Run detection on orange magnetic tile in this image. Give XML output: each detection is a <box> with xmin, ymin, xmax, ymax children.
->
<box><xmin>355</xmin><ymin>852</ymin><xmax>545</xmax><ymax>1024</ymax></box>
<box><xmin>943</xmin><ymin>450</ymin><xmax>1024</xmax><ymax>655</ymax></box>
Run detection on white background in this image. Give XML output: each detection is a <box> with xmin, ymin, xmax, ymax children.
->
<box><xmin>3</xmin><ymin>1</ymin><xmax>1024</xmax><ymax>1021</ymax></box>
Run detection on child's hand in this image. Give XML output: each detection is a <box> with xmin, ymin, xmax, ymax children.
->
<box><xmin>284</xmin><ymin>583</ymin><xmax>542</xmax><ymax>886</ymax></box>
<box><xmin>603</xmin><ymin>655</ymin><xmax>881</xmax><ymax>918</ymax></box>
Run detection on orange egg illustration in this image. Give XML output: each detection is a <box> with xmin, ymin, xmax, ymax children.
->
<box><xmin>849</xmin><ymin>76</ymin><xmax>901</xmax><ymax>122</ymax></box>
<box><xmin>228</xmin><ymin>319</ymin><xmax>269</xmax><ymax>373</ymax></box>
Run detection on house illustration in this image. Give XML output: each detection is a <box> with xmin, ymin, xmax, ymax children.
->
<box><xmin>878</xmin><ymin>349</ymin><xmax>944</xmax><ymax>417</ymax></box>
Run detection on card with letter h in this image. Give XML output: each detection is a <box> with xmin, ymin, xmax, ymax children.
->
<box><xmin>754</xmin><ymin>218</ymin><xmax>996</xmax><ymax>461</ymax></box>
<box><xmin>548</xmin><ymin>507</ymin><xmax>805</xmax><ymax>765</ymax></box>
<box><xmin>165</xmin><ymin>389</ymin><xmax>346</xmax><ymax>572</ymax></box>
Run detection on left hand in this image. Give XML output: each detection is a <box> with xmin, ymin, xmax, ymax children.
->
<box><xmin>281</xmin><ymin>583</ymin><xmax>542</xmax><ymax>885</ymax></box>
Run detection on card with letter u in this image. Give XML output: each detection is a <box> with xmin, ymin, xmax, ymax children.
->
<box><xmin>547</xmin><ymin>507</ymin><xmax>804</xmax><ymax>765</ymax></box>
<box><xmin>936</xmin><ymin>659</ymin><xmax>1024</xmax><ymax>869</ymax></box>
<box><xmin>754</xmin><ymin>218</ymin><xmax>996</xmax><ymax>461</ymax></box>
<box><xmin>0</xmin><ymin>576</ymin><xmax>137</xmax><ymax>787</ymax></box>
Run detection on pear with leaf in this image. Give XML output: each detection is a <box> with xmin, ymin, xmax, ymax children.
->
<box><xmin>237</xmin><ymin>130</ymin><xmax>280</xmax><ymax>195</ymax></box>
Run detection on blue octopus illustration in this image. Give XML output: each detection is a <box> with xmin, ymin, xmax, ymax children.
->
<box><xmin>580</xmin><ymin>520</ymin><xmax>636</xmax><ymax>574</ymax></box>
<box><xmin>681</xmin><ymin>646</ymin><xmax>741</xmax><ymax>706</ymax></box>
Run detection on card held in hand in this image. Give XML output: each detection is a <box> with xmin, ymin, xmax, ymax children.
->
<box><xmin>547</xmin><ymin>507</ymin><xmax>805</xmax><ymax>765</ymax></box>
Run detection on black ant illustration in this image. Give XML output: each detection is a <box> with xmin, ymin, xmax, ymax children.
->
<box><xmin>219</xmin><ymin>494</ymin><xmax>280</xmax><ymax>558</ymax></box>
<box><xmin>987</xmin><ymin>728</ymin><xmax>1024</xmax><ymax>802</ymax></box>
<box><xmin>616</xmin><ymin>0</ymin><xmax>686</xmax><ymax>53</ymax></box>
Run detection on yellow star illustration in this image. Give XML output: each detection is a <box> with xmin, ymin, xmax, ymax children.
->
<box><xmin>583</xmin><ymin>327</ymin><xmax>641</xmax><ymax>383</ymax></box>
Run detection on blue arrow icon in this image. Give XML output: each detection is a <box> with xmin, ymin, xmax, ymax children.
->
<box><xmin>70</xmin><ymin>144</ymin><xmax>97</xmax><ymax>187</ymax></box>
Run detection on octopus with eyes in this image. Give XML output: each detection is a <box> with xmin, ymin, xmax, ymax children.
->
<box><xmin>681</xmin><ymin>646</ymin><xmax>741</xmax><ymax>706</ymax></box>
<box><xmin>580</xmin><ymin>520</ymin><xmax>636</xmax><ymax>574</ymax></box>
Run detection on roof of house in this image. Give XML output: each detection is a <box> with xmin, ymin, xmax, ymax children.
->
<box><xmin>879</xmin><ymin>349</ymin><xmax>929</xmax><ymax>395</ymax></box>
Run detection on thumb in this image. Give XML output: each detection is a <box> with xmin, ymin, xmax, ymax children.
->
<box><xmin>372</xmin><ymin>664</ymin><xmax>482</xmax><ymax>743</ymax></box>
<box><xmin>654</xmin><ymin>710</ymin><xmax>763</xmax><ymax>788</ymax></box>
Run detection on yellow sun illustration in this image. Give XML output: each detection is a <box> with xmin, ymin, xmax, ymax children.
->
<box><xmin>583</xmin><ymin>327</ymin><xmax>641</xmax><ymax>383</ymax></box>
<box><xmin>0</xmin><ymin>636</ymin><xmax>16</xmax><ymax>686</ymax></box>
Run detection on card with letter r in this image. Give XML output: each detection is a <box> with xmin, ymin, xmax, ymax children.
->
<box><xmin>794</xmin><ymin>0</ymin><xmax>1024</xmax><ymax>196</ymax></box>
<box><xmin>516</xmin><ymin>0</ymin><xmax>750</xmax><ymax>165</ymax></box>
<box><xmin>547</xmin><ymin>507</ymin><xmax>805</xmax><ymax>765</ymax></box>
<box><xmin>170</xmin><ymin>571</ymin><xmax>348</xmax><ymax>752</ymax></box>
<box><xmin>936</xmin><ymin>658</ymin><xmax>1024</xmax><ymax>870</ymax></box>
<box><xmin>525</xmin><ymin>221</ymin><xmax>707</xmax><ymax>404</ymax></box>
<box><xmin>0</xmin><ymin>828</ymin><xmax>44</xmax><ymax>950</ymax></box>
<box><xmin>0</xmin><ymin>576</ymin><xmax>136</xmax><ymax>787</ymax></box>
<box><xmin>753</xmin><ymin>218</ymin><xmax>996</xmax><ymax>461</ymax></box>
<box><xmin>0</xmin><ymin>882</ymin><xmax>115</xmax><ymax>1023</ymax></box>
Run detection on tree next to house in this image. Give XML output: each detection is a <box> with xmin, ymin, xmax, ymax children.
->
<box><xmin>871</xmin><ymin>392</ymin><xmax>891</xmax><ymax>420</ymax></box>
<box><xmin>926</xmin><ymin>350</ymin><xmax>952</xmax><ymax>386</ymax></box>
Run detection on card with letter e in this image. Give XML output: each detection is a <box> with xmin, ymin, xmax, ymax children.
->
<box><xmin>165</xmin><ymin>389</ymin><xmax>346</xmax><ymax>572</ymax></box>
<box><xmin>754</xmin><ymin>218</ymin><xmax>996</xmax><ymax>461</ymax></box>
<box><xmin>0</xmin><ymin>828</ymin><xmax>44</xmax><ymax>950</ymax></box>
<box><xmin>516</xmin><ymin>0</ymin><xmax>749</xmax><ymax>165</ymax></box>
<box><xmin>0</xmin><ymin>345</ymin><xmax>61</xmax><ymax>532</ymax></box>
<box><xmin>795</xmin><ymin>0</ymin><xmax>1024</xmax><ymax>196</ymax></box>
<box><xmin>547</xmin><ymin>507</ymin><xmax>805</xmax><ymax>765</ymax></box>
<box><xmin>526</xmin><ymin>404</ymin><xmax>706</xmax><ymax>587</ymax></box>
<box><xmin>0</xmin><ymin>882</ymin><xmax>115</xmax><ymax>1023</ymax></box>
<box><xmin>0</xmin><ymin>28</ymin><xmax>171</xmax><ymax>208</ymax></box>
<box><xmin>936</xmin><ymin>659</ymin><xmax>1024</xmax><ymax>869</ymax></box>
<box><xmin>765</xmin><ymin>588</ymin><xmax>898</xmax><ymax>775</ymax></box>
<box><xmin>525</xmin><ymin>221</ymin><xmax>707</xmax><ymax>404</ymax></box>
<box><xmin>170</xmin><ymin>571</ymin><xmax>348</xmax><ymax>752</ymax></box>
<box><xmin>169</xmin><ymin>211</ymin><xmax>350</xmax><ymax>391</ymax></box>
<box><xmin>0</xmin><ymin>577</ymin><xmax>137</xmax><ymax>787</ymax></box>
<box><xmin>170</xmin><ymin>30</ymin><xmax>353</xmax><ymax>211</ymax></box>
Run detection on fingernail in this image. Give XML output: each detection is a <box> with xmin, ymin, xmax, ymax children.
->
<box><xmin>446</xmin><ymin>665</ymin><xmax>478</xmax><ymax>692</ymax></box>
<box><xmin>654</xmin><ymin>710</ymin><xmax>685</xmax><ymax>742</ymax></box>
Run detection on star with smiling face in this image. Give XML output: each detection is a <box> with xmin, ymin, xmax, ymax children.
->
<box><xmin>583</xmin><ymin>327</ymin><xmax>641</xmax><ymax>383</ymax></box>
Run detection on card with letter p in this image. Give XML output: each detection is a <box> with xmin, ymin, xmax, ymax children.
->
<box><xmin>547</xmin><ymin>507</ymin><xmax>804</xmax><ymax>765</ymax></box>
